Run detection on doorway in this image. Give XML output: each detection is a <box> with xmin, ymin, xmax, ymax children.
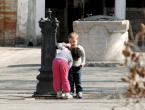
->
<box><xmin>67</xmin><ymin>0</ymin><xmax>105</xmax><ymax>32</ymax></box>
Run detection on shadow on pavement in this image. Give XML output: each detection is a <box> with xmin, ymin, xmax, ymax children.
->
<box><xmin>7</xmin><ymin>64</ymin><xmax>41</xmax><ymax>68</ymax></box>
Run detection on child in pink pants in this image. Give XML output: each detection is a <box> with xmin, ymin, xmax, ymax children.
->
<box><xmin>52</xmin><ymin>43</ymin><xmax>73</xmax><ymax>99</ymax></box>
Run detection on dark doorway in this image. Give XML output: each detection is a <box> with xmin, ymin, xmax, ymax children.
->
<box><xmin>45</xmin><ymin>0</ymin><xmax>105</xmax><ymax>41</ymax></box>
<box><xmin>67</xmin><ymin>0</ymin><xmax>104</xmax><ymax>32</ymax></box>
<box><xmin>84</xmin><ymin>0</ymin><xmax>104</xmax><ymax>16</ymax></box>
<box><xmin>45</xmin><ymin>0</ymin><xmax>67</xmax><ymax>42</ymax></box>
<box><xmin>45</xmin><ymin>0</ymin><xmax>65</xmax><ymax>9</ymax></box>
<box><xmin>67</xmin><ymin>1</ymin><xmax>81</xmax><ymax>33</ymax></box>
<box><xmin>126</xmin><ymin>0</ymin><xmax>145</xmax><ymax>8</ymax></box>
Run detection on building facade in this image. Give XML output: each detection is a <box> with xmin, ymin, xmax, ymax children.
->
<box><xmin>0</xmin><ymin>0</ymin><xmax>17</xmax><ymax>46</ymax></box>
<box><xmin>0</xmin><ymin>0</ymin><xmax>45</xmax><ymax>46</ymax></box>
<box><xmin>0</xmin><ymin>0</ymin><xmax>144</xmax><ymax>46</ymax></box>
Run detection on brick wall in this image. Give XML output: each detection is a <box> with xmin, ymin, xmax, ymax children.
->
<box><xmin>0</xmin><ymin>0</ymin><xmax>17</xmax><ymax>46</ymax></box>
<box><xmin>0</xmin><ymin>0</ymin><xmax>5</xmax><ymax>45</ymax></box>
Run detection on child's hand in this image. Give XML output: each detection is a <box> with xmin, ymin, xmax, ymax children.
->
<box><xmin>79</xmin><ymin>64</ymin><xmax>85</xmax><ymax>68</ymax></box>
<box><xmin>65</xmin><ymin>43</ymin><xmax>71</xmax><ymax>48</ymax></box>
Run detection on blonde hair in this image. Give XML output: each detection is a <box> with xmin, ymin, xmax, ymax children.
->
<box><xmin>68</xmin><ymin>32</ymin><xmax>78</xmax><ymax>39</ymax></box>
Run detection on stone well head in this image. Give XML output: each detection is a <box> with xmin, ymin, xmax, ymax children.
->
<box><xmin>73</xmin><ymin>15</ymin><xmax>129</xmax><ymax>63</ymax></box>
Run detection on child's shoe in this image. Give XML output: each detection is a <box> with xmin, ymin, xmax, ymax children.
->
<box><xmin>70</xmin><ymin>92</ymin><xmax>76</xmax><ymax>97</ymax></box>
<box><xmin>76</xmin><ymin>92</ymin><xmax>83</xmax><ymax>99</ymax></box>
<box><xmin>62</xmin><ymin>93</ymin><xmax>73</xmax><ymax>99</ymax></box>
<box><xmin>56</xmin><ymin>91</ymin><xmax>62</xmax><ymax>99</ymax></box>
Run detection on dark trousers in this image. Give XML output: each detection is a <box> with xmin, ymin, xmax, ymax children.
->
<box><xmin>68</xmin><ymin>66</ymin><xmax>83</xmax><ymax>94</ymax></box>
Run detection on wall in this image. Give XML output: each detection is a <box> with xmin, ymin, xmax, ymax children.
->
<box><xmin>26</xmin><ymin>0</ymin><xmax>36</xmax><ymax>46</ymax></box>
<box><xmin>16</xmin><ymin>0</ymin><xmax>45</xmax><ymax>46</ymax></box>
<box><xmin>35</xmin><ymin>0</ymin><xmax>45</xmax><ymax>45</ymax></box>
<box><xmin>16</xmin><ymin>0</ymin><xmax>28</xmax><ymax>45</ymax></box>
<box><xmin>26</xmin><ymin>0</ymin><xmax>45</xmax><ymax>46</ymax></box>
<box><xmin>0</xmin><ymin>0</ymin><xmax>17</xmax><ymax>46</ymax></box>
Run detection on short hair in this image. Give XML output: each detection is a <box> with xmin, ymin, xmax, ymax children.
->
<box><xmin>68</xmin><ymin>32</ymin><xmax>78</xmax><ymax>39</ymax></box>
<box><xmin>71</xmin><ymin>47</ymin><xmax>82</xmax><ymax>60</ymax></box>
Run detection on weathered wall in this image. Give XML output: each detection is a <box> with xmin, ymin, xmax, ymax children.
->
<box><xmin>0</xmin><ymin>0</ymin><xmax>4</xmax><ymax>45</ymax></box>
<box><xmin>26</xmin><ymin>0</ymin><xmax>36</xmax><ymax>46</ymax></box>
<box><xmin>16</xmin><ymin>0</ymin><xmax>28</xmax><ymax>45</ymax></box>
<box><xmin>26</xmin><ymin>0</ymin><xmax>45</xmax><ymax>46</ymax></box>
<box><xmin>35</xmin><ymin>0</ymin><xmax>45</xmax><ymax>45</ymax></box>
<box><xmin>17</xmin><ymin>0</ymin><xmax>45</xmax><ymax>46</ymax></box>
<box><xmin>0</xmin><ymin>0</ymin><xmax>17</xmax><ymax>46</ymax></box>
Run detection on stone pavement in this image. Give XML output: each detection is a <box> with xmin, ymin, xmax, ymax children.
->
<box><xmin>0</xmin><ymin>47</ymin><xmax>145</xmax><ymax>110</ymax></box>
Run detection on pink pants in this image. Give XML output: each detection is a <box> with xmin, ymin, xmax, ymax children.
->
<box><xmin>52</xmin><ymin>58</ymin><xmax>70</xmax><ymax>93</ymax></box>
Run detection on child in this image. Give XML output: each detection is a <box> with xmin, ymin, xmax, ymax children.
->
<box><xmin>68</xmin><ymin>32</ymin><xmax>86</xmax><ymax>99</ymax></box>
<box><xmin>52</xmin><ymin>43</ymin><xmax>73</xmax><ymax>99</ymax></box>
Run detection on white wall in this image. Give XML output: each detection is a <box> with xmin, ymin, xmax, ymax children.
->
<box><xmin>26</xmin><ymin>0</ymin><xmax>36</xmax><ymax>45</ymax></box>
<box><xmin>35</xmin><ymin>0</ymin><xmax>45</xmax><ymax>40</ymax></box>
<box><xmin>17</xmin><ymin>0</ymin><xmax>45</xmax><ymax>45</ymax></box>
<box><xmin>16</xmin><ymin>0</ymin><xmax>28</xmax><ymax>40</ymax></box>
